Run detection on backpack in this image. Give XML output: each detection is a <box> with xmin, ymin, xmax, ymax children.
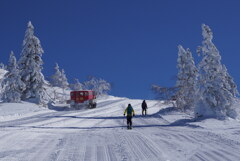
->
<box><xmin>127</xmin><ymin>106</ymin><xmax>133</xmax><ymax>115</ymax></box>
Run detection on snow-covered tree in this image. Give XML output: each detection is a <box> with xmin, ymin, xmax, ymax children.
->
<box><xmin>60</xmin><ymin>69</ymin><xmax>69</xmax><ymax>90</ymax></box>
<box><xmin>50</xmin><ymin>63</ymin><xmax>69</xmax><ymax>89</ymax></box>
<box><xmin>176</xmin><ymin>45</ymin><xmax>198</xmax><ymax>111</ymax></box>
<box><xmin>57</xmin><ymin>69</ymin><xmax>69</xmax><ymax>101</ymax></box>
<box><xmin>97</xmin><ymin>78</ymin><xmax>111</xmax><ymax>96</ymax></box>
<box><xmin>84</xmin><ymin>77</ymin><xmax>111</xmax><ymax>96</ymax></box>
<box><xmin>195</xmin><ymin>24</ymin><xmax>238</xmax><ymax>118</ymax></box>
<box><xmin>51</xmin><ymin>63</ymin><xmax>62</xmax><ymax>87</ymax></box>
<box><xmin>0</xmin><ymin>63</ymin><xmax>5</xmax><ymax>69</ymax></box>
<box><xmin>50</xmin><ymin>64</ymin><xmax>69</xmax><ymax>102</ymax></box>
<box><xmin>151</xmin><ymin>84</ymin><xmax>178</xmax><ymax>106</ymax></box>
<box><xmin>222</xmin><ymin>65</ymin><xmax>238</xmax><ymax>97</ymax></box>
<box><xmin>83</xmin><ymin>77</ymin><xmax>97</xmax><ymax>91</ymax></box>
<box><xmin>71</xmin><ymin>78</ymin><xmax>83</xmax><ymax>91</ymax></box>
<box><xmin>18</xmin><ymin>21</ymin><xmax>47</xmax><ymax>104</ymax></box>
<box><xmin>1</xmin><ymin>51</ymin><xmax>25</xmax><ymax>102</ymax></box>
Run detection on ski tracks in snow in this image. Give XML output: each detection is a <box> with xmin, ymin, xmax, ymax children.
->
<box><xmin>113</xmin><ymin>130</ymin><xmax>166</xmax><ymax>161</ymax></box>
<box><xmin>0</xmin><ymin>130</ymin><xmax>62</xmax><ymax>161</ymax></box>
<box><xmin>54</xmin><ymin>129</ymin><xmax>166</xmax><ymax>161</ymax></box>
<box><xmin>0</xmin><ymin>97</ymin><xmax>240</xmax><ymax>161</ymax></box>
<box><xmin>146</xmin><ymin>126</ymin><xmax>240</xmax><ymax>161</ymax></box>
<box><xmin>129</xmin><ymin>109</ymin><xmax>240</xmax><ymax>161</ymax></box>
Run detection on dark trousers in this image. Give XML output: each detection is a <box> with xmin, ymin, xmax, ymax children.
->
<box><xmin>142</xmin><ymin>108</ymin><xmax>147</xmax><ymax>115</ymax></box>
<box><xmin>127</xmin><ymin>116</ymin><xmax>132</xmax><ymax>126</ymax></box>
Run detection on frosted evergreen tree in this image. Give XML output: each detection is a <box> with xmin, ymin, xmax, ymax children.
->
<box><xmin>51</xmin><ymin>63</ymin><xmax>62</xmax><ymax>87</ymax></box>
<box><xmin>18</xmin><ymin>21</ymin><xmax>47</xmax><ymax>104</ymax></box>
<box><xmin>0</xmin><ymin>63</ymin><xmax>5</xmax><ymax>69</ymax></box>
<box><xmin>50</xmin><ymin>63</ymin><xmax>69</xmax><ymax>89</ymax></box>
<box><xmin>56</xmin><ymin>69</ymin><xmax>69</xmax><ymax>101</ymax></box>
<box><xmin>84</xmin><ymin>77</ymin><xmax>111</xmax><ymax>96</ymax></box>
<box><xmin>72</xmin><ymin>78</ymin><xmax>83</xmax><ymax>90</ymax></box>
<box><xmin>1</xmin><ymin>51</ymin><xmax>25</xmax><ymax>102</ymax></box>
<box><xmin>176</xmin><ymin>45</ymin><xmax>198</xmax><ymax>111</ymax></box>
<box><xmin>83</xmin><ymin>76</ymin><xmax>97</xmax><ymax>90</ymax></box>
<box><xmin>60</xmin><ymin>69</ymin><xmax>69</xmax><ymax>89</ymax></box>
<box><xmin>222</xmin><ymin>65</ymin><xmax>238</xmax><ymax>97</ymax></box>
<box><xmin>50</xmin><ymin>64</ymin><xmax>69</xmax><ymax>102</ymax></box>
<box><xmin>196</xmin><ymin>24</ymin><xmax>238</xmax><ymax>118</ymax></box>
<box><xmin>96</xmin><ymin>78</ymin><xmax>111</xmax><ymax>96</ymax></box>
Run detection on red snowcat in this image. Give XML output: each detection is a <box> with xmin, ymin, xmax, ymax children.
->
<box><xmin>67</xmin><ymin>90</ymin><xmax>97</xmax><ymax>109</ymax></box>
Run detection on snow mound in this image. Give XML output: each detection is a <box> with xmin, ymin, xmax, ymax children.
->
<box><xmin>0</xmin><ymin>101</ymin><xmax>50</xmax><ymax>121</ymax></box>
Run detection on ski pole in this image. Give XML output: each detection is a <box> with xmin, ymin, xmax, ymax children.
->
<box><xmin>122</xmin><ymin>115</ymin><xmax>125</xmax><ymax>129</ymax></box>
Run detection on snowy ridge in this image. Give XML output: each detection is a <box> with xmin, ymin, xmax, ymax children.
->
<box><xmin>0</xmin><ymin>96</ymin><xmax>240</xmax><ymax>161</ymax></box>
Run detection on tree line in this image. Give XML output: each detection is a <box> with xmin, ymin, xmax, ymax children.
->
<box><xmin>152</xmin><ymin>24</ymin><xmax>238</xmax><ymax>119</ymax></box>
<box><xmin>0</xmin><ymin>21</ymin><xmax>111</xmax><ymax>106</ymax></box>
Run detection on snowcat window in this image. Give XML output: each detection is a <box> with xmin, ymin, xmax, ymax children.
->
<box><xmin>80</xmin><ymin>92</ymin><xmax>84</xmax><ymax>96</ymax></box>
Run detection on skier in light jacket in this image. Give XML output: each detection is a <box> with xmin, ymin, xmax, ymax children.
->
<box><xmin>124</xmin><ymin>104</ymin><xmax>135</xmax><ymax>129</ymax></box>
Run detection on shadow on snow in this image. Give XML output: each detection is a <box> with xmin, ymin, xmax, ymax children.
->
<box><xmin>44</xmin><ymin>106</ymin><xmax>202</xmax><ymax>129</ymax></box>
<box><xmin>0</xmin><ymin>120</ymin><xmax>201</xmax><ymax>130</ymax></box>
<box><xmin>0</xmin><ymin>106</ymin><xmax>202</xmax><ymax>129</ymax></box>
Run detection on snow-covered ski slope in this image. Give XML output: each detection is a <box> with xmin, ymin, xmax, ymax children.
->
<box><xmin>0</xmin><ymin>96</ymin><xmax>240</xmax><ymax>161</ymax></box>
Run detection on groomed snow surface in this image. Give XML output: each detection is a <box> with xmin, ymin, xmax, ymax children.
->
<box><xmin>0</xmin><ymin>96</ymin><xmax>240</xmax><ymax>161</ymax></box>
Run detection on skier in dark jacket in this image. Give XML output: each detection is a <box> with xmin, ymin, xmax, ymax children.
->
<box><xmin>124</xmin><ymin>104</ymin><xmax>135</xmax><ymax>129</ymax></box>
<box><xmin>141</xmin><ymin>100</ymin><xmax>147</xmax><ymax>116</ymax></box>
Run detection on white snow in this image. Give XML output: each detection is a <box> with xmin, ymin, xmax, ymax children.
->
<box><xmin>0</xmin><ymin>102</ymin><xmax>49</xmax><ymax>122</ymax></box>
<box><xmin>0</xmin><ymin>69</ymin><xmax>7</xmax><ymax>79</ymax></box>
<box><xmin>0</xmin><ymin>96</ymin><xmax>240</xmax><ymax>161</ymax></box>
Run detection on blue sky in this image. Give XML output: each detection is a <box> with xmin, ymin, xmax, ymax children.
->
<box><xmin>0</xmin><ymin>0</ymin><xmax>240</xmax><ymax>99</ymax></box>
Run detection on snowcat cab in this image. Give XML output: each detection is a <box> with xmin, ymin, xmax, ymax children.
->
<box><xmin>67</xmin><ymin>90</ymin><xmax>97</xmax><ymax>109</ymax></box>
